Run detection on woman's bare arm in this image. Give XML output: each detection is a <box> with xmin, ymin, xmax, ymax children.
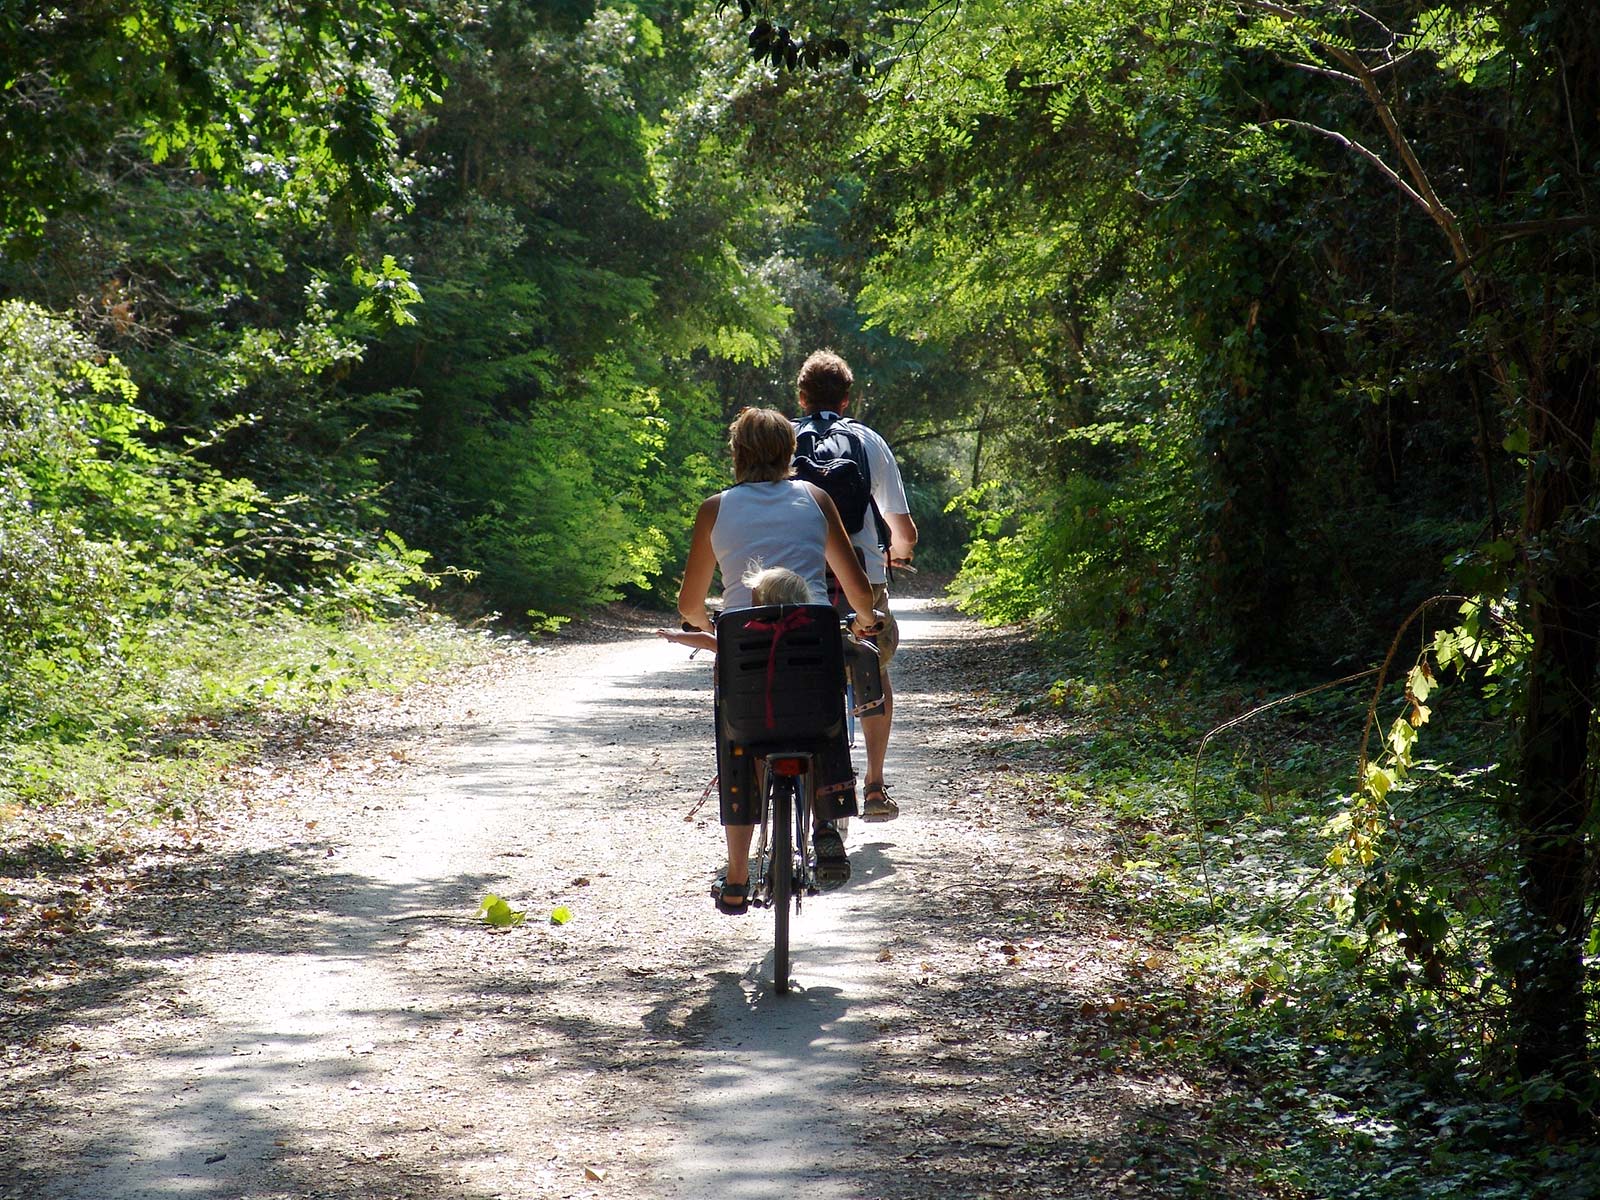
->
<box><xmin>677</xmin><ymin>495</ymin><xmax>721</xmax><ymax>633</ymax></box>
<box><xmin>656</xmin><ymin>628</ymin><xmax>718</xmax><ymax>652</ymax></box>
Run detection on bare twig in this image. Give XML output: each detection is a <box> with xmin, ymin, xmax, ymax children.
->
<box><xmin>1271</xmin><ymin>117</ymin><xmax>1429</xmax><ymax>212</ymax></box>
<box><xmin>1188</xmin><ymin>666</ymin><xmax>1380</xmax><ymax>915</ymax></box>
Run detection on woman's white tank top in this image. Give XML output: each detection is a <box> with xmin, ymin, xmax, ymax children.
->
<box><xmin>710</xmin><ymin>480</ymin><xmax>829</xmax><ymax>609</ymax></box>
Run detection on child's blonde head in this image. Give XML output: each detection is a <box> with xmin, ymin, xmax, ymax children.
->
<box><xmin>744</xmin><ymin>564</ymin><xmax>812</xmax><ymax>605</ymax></box>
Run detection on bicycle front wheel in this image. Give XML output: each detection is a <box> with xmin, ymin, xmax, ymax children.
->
<box><xmin>771</xmin><ymin>774</ymin><xmax>792</xmax><ymax>993</ymax></box>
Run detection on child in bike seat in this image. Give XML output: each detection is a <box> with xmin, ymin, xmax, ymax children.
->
<box><xmin>658</xmin><ymin>566</ymin><xmax>884</xmax><ymax>712</ymax></box>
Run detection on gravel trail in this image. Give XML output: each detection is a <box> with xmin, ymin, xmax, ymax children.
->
<box><xmin>4</xmin><ymin>597</ymin><xmax>1179</xmax><ymax>1200</ymax></box>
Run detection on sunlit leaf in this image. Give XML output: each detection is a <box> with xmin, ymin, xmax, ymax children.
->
<box><xmin>1405</xmin><ymin>663</ymin><xmax>1434</xmax><ymax>704</ymax></box>
<box><xmin>1365</xmin><ymin>765</ymin><xmax>1394</xmax><ymax>801</ymax></box>
<box><xmin>478</xmin><ymin>894</ymin><xmax>526</xmax><ymax>929</ymax></box>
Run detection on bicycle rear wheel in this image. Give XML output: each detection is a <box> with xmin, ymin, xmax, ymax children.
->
<box><xmin>771</xmin><ymin>773</ymin><xmax>793</xmax><ymax>993</ymax></box>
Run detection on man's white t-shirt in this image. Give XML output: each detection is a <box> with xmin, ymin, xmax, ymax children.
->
<box><xmin>808</xmin><ymin>413</ymin><xmax>909</xmax><ymax>585</ymax></box>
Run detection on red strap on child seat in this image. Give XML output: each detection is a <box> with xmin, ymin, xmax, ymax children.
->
<box><xmin>741</xmin><ymin>608</ymin><xmax>814</xmax><ymax>729</ymax></box>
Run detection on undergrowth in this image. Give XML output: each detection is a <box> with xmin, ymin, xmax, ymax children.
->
<box><xmin>1014</xmin><ymin>651</ymin><xmax>1600</xmax><ymax>1199</ymax></box>
<box><xmin>0</xmin><ymin>611</ymin><xmax>485</xmax><ymax>821</ymax></box>
<box><xmin>0</xmin><ymin>298</ymin><xmax>489</xmax><ymax>825</ymax></box>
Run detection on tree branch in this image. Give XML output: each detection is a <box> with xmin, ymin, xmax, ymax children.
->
<box><xmin>888</xmin><ymin>422</ymin><xmax>1008</xmax><ymax>448</ymax></box>
<box><xmin>1272</xmin><ymin>117</ymin><xmax>1429</xmax><ymax>212</ymax></box>
<box><xmin>1442</xmin><ymin>216</ymin><xmax>1600</xmax><ymax>282</ymax></box>
<box><xmin>1313</xmin><ymin>38</ymin><xmax>1481</xmax><ymax>300</ymax></box>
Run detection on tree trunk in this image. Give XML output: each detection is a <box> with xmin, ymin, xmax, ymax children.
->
<box><xmin>1200</xmin><ymin>275</ymin><xmax>1300</xmax><ymax>665</ymax></box>
<box><xmin>1511</xmin><ymin>357</ymin><xmax>1599</xmax><ymax>1129</ymax></box>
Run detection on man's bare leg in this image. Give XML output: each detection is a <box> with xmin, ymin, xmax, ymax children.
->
<box><xmin>860</xmin><ymin>670</ymin><xmax>899</xmax><ymax>820</ymax></box>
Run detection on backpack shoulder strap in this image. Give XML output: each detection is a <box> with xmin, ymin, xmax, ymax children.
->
<box><xmin>828</xmin><ymin>417</ymin><xmax>872</xmax><ymax>485</ymax></box>
<box><xmin>833</xmin><ymin>421</ymin><xmax>886</xmax><ymax>546</ymax></box>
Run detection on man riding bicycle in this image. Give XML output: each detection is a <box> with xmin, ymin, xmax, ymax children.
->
<box><xmin>793</xmin><ymin>351</ymin><xmax>918</xmax><ymax>824</ymax></box>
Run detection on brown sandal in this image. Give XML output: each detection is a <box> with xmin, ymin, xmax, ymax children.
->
<box><xmin>861</xmin><ymin>783</ymin><xmax>899</xmax><ymax>823</ymax></box>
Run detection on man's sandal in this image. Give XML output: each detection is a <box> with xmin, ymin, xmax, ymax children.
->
<box><xmin>862</xmin><ymin>783</ymin><xmax>899</xmax><ymax>823</ymax></box>
<box><xmin>711</xmin><ymin>877</ymin><xmax>750</xmax><ymax>916</ymax></box>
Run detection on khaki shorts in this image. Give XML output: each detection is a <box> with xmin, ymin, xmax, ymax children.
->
<box><xmin>869</xmin><ymin>584</ymin><xmax>899</xmax><ymax>666</ymax></box>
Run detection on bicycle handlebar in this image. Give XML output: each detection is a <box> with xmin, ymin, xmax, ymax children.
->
<box><xmin>692</xmin><ymin>608</ymin><xmax>880</xmax><ymax>636</ymax></box>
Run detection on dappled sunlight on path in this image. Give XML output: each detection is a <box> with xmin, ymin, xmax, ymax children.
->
<box><xmin>7</xmin><ymin>599</ymin><xmax>1208</xmax><ymax>1200</ymax></box>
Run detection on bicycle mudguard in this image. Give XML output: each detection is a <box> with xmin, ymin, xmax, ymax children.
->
<box><xmin>845</xmin><ymin>636</ymin><xmax>885</xmax><ymax>714</ymax></box>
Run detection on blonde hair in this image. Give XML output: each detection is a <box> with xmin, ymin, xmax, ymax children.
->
<box><xmin>728</xmin><ymin>407</ymin><xmax>796</xmax><ymax>483</ymax></box>
<box><xmin>744</xmin><ymin>564</ymin><xmax>812</xmax><ymax>605</ymax></box>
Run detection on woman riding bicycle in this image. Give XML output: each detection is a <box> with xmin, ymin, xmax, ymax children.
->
<box><xmin>678</xmin><ymin>406</ymin><xmax>880</xmax><ymax>914</ymax></box>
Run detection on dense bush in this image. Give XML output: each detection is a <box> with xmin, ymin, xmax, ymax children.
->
<box><xmin>0</xmin><ymin>299</ymin><xmax>453</xmax><ymax>805</ymax></box>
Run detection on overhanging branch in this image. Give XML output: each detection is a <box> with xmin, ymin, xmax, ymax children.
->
<box><xmin>1273</xmin><ymin>117</ymin><xmax>1429</xmax><ymax>212</ymax></box>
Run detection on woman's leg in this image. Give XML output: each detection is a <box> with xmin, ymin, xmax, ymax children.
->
<box><xmin>715</xmin><ymin>700</ymin><xmax>760</xmax><ymax>902</ymax></box>
<box><xmin>724</xmin><ymin>824</ymin><xmax>755</xmax><ymax>884</ymax></box>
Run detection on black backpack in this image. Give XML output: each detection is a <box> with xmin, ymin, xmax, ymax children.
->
<box><xmin>792</xmin><ymin>412</ymin><xmax>886</xmax><ymax>547</ymax></box>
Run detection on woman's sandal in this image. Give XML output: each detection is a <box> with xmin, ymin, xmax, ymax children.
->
<box><xmin>862</xmin><ymin>782</ymin><xmax>899</xmax><ymax>823</ymax></box>
<box><xmin>711</xmin><ymin>876</ymin><xmax>750</xmax><ymax>916</ymax></box>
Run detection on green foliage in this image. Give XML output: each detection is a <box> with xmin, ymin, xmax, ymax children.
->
<box><xmin>737</xmin><ymin>14</ymin><xmax>858</xmax><ymax>75</ymax></box>
<box><xmin>1004</xmin><ymin>656</ymin><xmax>1599</xmax><ymax>1196</ymax></box>
<box><xmin>0</xmin><ymin>1</ymin><xmax>799</xmax><ymax>628</ymax></box>
<box><xmin>0</xmin><ymin>298</ymin><xmax>465</xmax><ymax>809</ymax></box>
<box><xmin>849</xmin><ymin>1</ymin><xmax>1494</xmax><ymax>670</ymax></box>
<box><xmin>0</xmin><ymin>0</ymin><xmax>448</xmax><ymax>242</ymax></box>
<box><xmin>945</xmin><ymin>488</ymin><xmax>1049</xmax><ymax>625</ymax></box>
<box><xmin>335</xmin><ymin>2</ymin><xmax>787</xmax><ymax>617</ymax></box>
<box><xmin>350</xmin><ymin>254</ymin><xmax>424</xmax><ymax>328</ymax></box>
<box><xmin>5</xmin><ymin>613</ymin><xmax>478</xmax><ymax>813</ymax></box>
<box><xmin>438</xmin><ymin>379</ymin><xmax>675</xmax><ymax>619</ymax></box>
<box><xmin>0</xmin><ymin>301</ymin><xmax>185</xmax><ymax>734</ymax></box>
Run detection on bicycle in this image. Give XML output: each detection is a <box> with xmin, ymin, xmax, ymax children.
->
<box><xmin>715</xmin><ymin>602</ymin><xmax>854</xmax><ymax>994</ymax></box>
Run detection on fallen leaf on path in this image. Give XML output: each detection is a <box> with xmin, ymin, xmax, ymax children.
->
<box><xmin>477</xmin><ymin>894</ymin><xmax>526</xmax><ymax>929</ymax></box>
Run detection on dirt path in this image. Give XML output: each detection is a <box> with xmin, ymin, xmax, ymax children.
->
<box><xmin>4</xmin><ymin>599</ymin><xmax>1204</xmax><ymax>1200</ymax></box>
